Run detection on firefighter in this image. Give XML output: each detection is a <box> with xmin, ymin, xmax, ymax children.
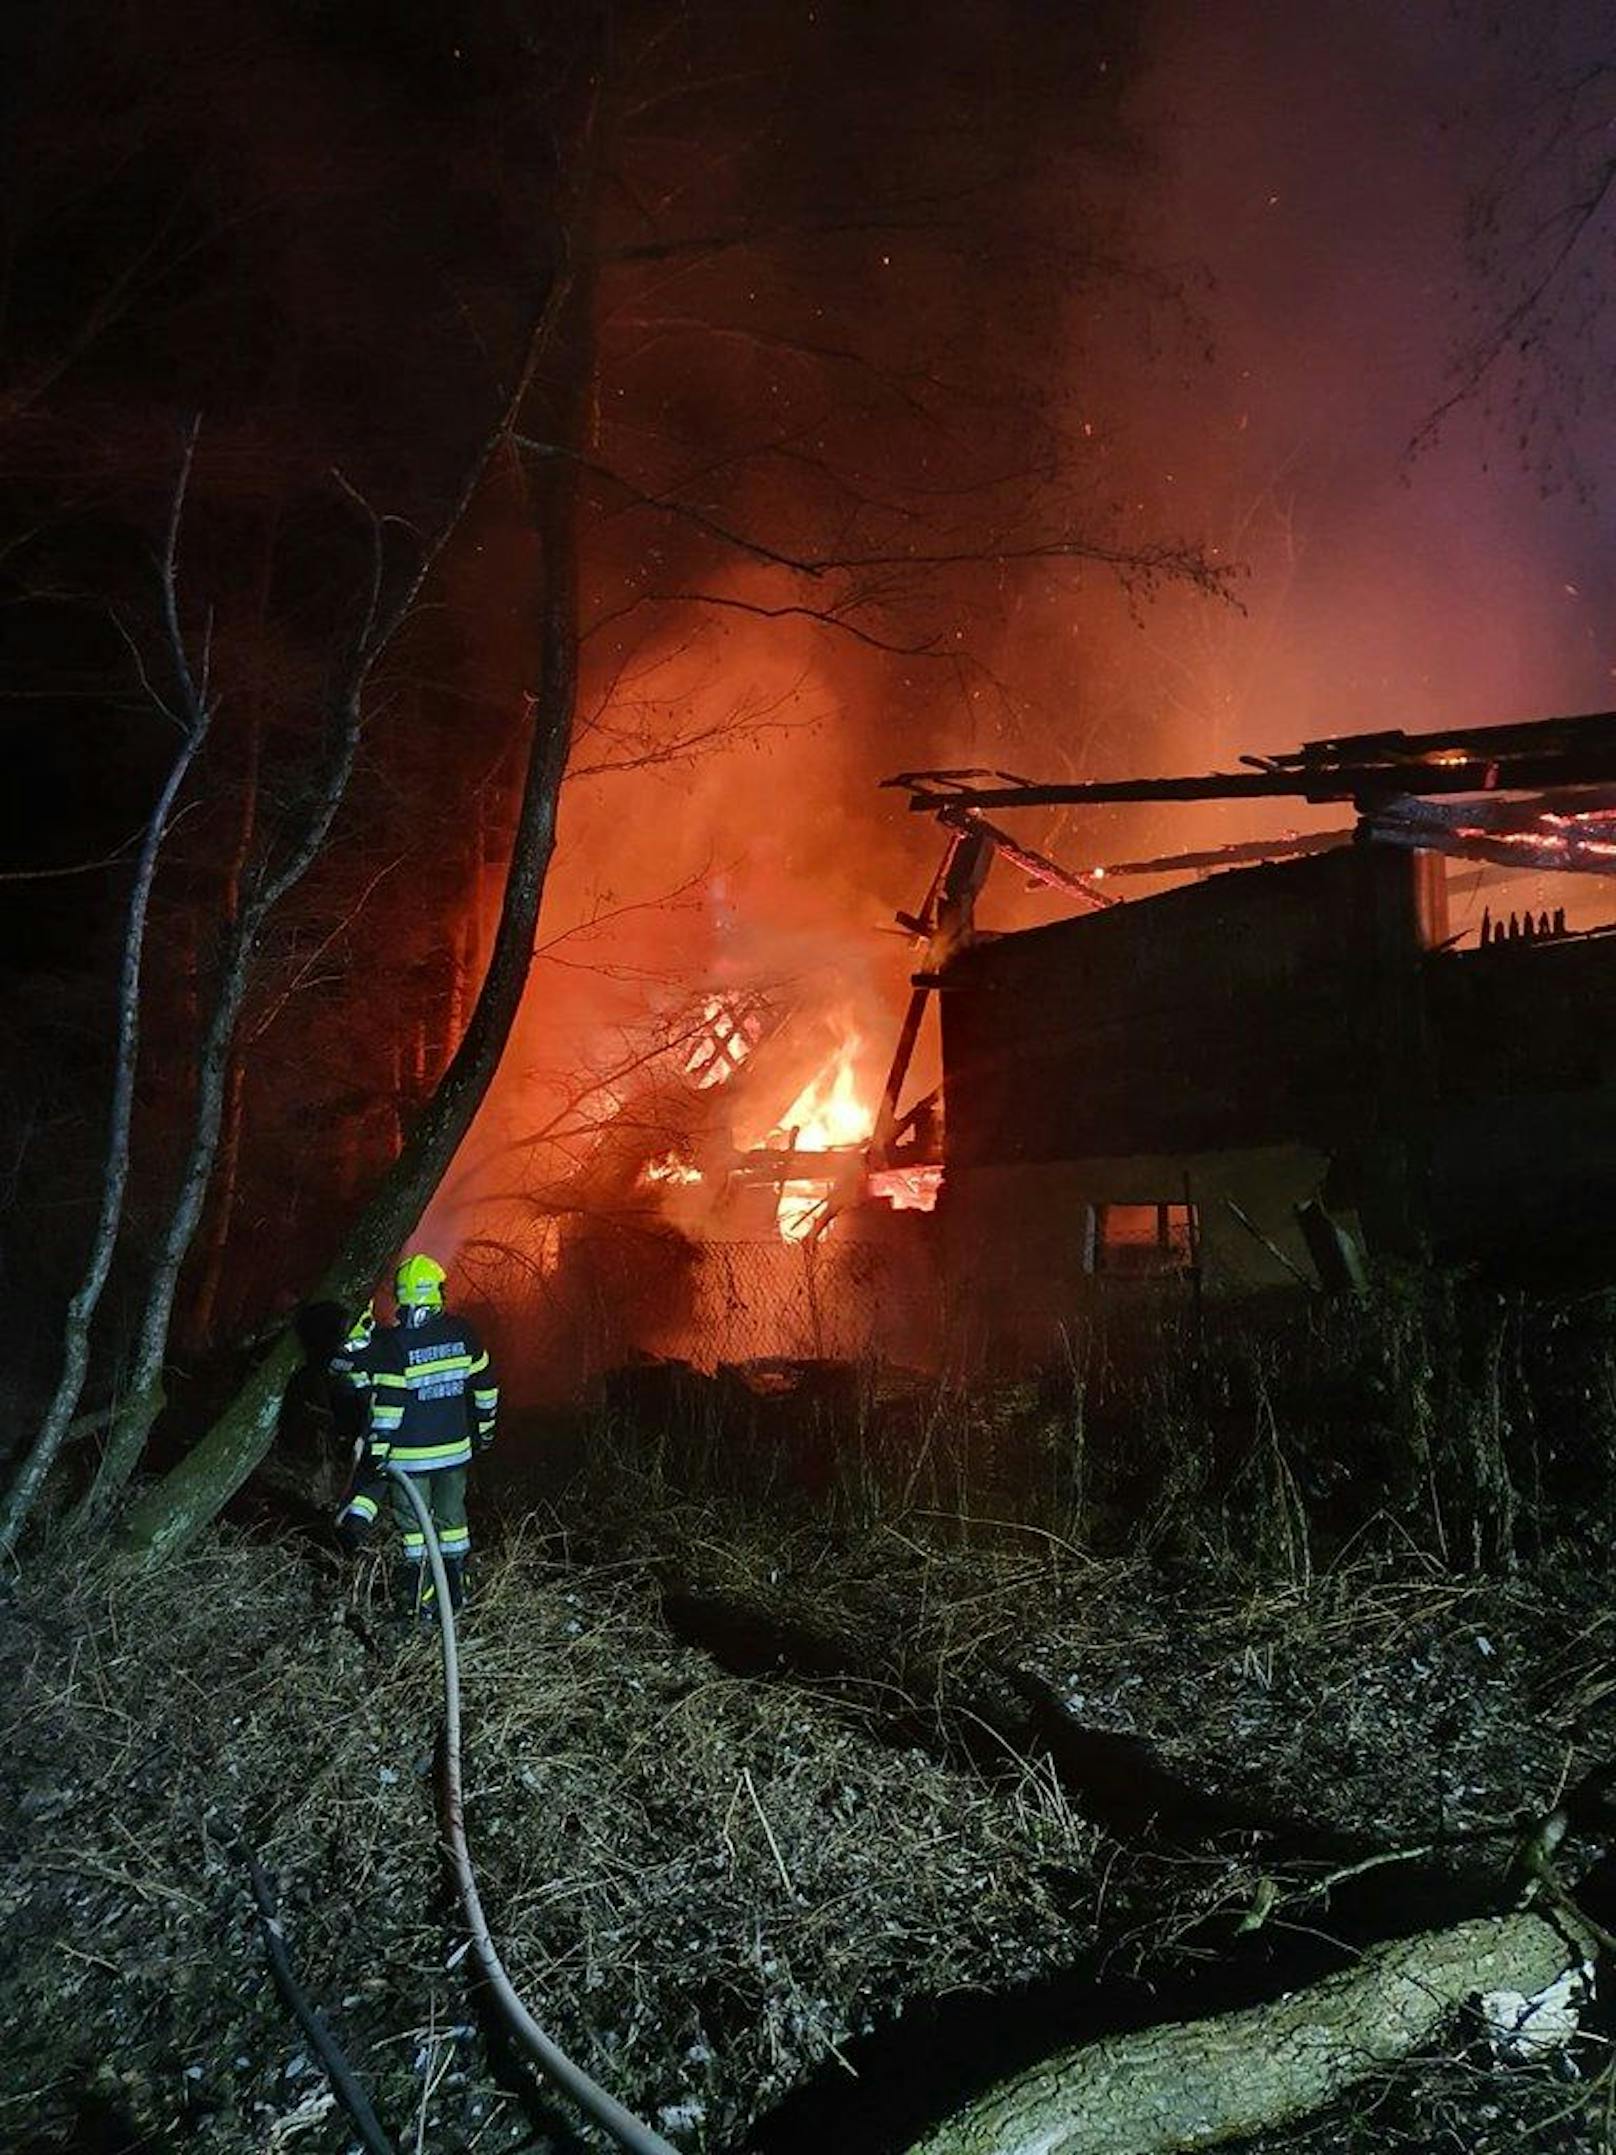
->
<box><xmin>330</xmin><ymin>1297</ymin><xmax>384</xmax><ymax>1541</ymax></box>
<box><xmin>335</xmin><ymin>1254</ymin><xmax>499</xmax><ymax>1619</ymax></box>
<box><xmin>328</xmin><ymin>1298</ymin><xmax>378</xmax><ymax>1444</ymax></box>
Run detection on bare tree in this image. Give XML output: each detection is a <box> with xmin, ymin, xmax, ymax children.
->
<box><xmin>115</xmin><ymin>164</ymin><xmax>601</xmax><ymax>1562</ymax></box>
<box><xmin>109</xmin><ymin>3</ymin><xmax>1229</xmax><ymax>1561</ymax></box>
<box><xmin>0</xmin><ymin>425</ymin><xmax>212</xmax><ymax>1558</ymax></box>
<box><xmin>64</xmin><ymin>294</ymin><xmax>575</xmax><ymax>1534</ymax></box>
<box><xmin>1416</xmin><ymin>4</ymin><xmax>1616</xmax><ymax>481</ymax></box>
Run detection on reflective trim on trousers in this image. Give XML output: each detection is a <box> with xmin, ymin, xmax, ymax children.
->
<box><xmin>387</xmin><ymin>1444</ymin><xmax>473</xmax><ymax>1471</ymax></box>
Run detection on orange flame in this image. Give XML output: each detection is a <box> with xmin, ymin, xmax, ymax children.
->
<box><xmin>773</xmin><ymin>1031</ymin><xmax>871</xmax><ymax>1239</ymax></box>
<box><xmin>640</xmin><ymin>1013</ymin><xmax>944</xmax><ymax>1241</ymax></box>
<box><xmin>776</xmin><ymin>1031</ymin><xmax>870</xmax><ymax>1150</ymax></box>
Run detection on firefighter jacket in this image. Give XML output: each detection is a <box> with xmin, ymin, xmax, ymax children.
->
<box><xmin>329</xmin><ymin>1319</ymin><xmax>379</xmax><ymax>1440</ymax></box>
<box><xmin>367</xmin><ymin>1309</ymin><xmax>499</xmax><ymax>1473</ymax></box>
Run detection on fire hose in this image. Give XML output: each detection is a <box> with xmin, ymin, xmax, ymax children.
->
<box><xmin>247</xmin><ymin>1856</ymin><xmax>397</xmax><ymax>2155</ymax></box>
<box><xmin>383</xmin><ymin>1464</ymin><xmax>681</xmax><ymax>2155</ymax></box>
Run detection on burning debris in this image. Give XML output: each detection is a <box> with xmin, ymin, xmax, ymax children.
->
<box><xmin>865</xmin><ymin>1163</ymin><xmax>944</xmax><ymax>1213</ymax></box>
<box><xmin>625</xmin><ymin>992</ymin><xmax>942</xmax><ymax>1250</ymax></box>
<box><xmin>641</xmin><ymin>1151</ymin><xmax>703</xmax><ymax>1187</ymax></box>
<box><xmin>758</xmin><ymin>1032</ymin><xmax>871</xmax><ymax>1242</ymax></box>
<box><xmin>464</xmin><ymin>706</ymin><xmax>1616</xmax><ymax>1390</ymax></box>
<box><xmin>875</xmin><ymin>705</ymin><xmax>1616</xmax><ymax>1359</ymax></box>
<box><xmin>680</xmin><ymin>993</ymin><xmax>775</xmax><ymax>1090</ymax></box>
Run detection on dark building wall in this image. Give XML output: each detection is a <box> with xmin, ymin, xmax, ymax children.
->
<box><xmin>1426</xmin><ymin>931</ymin><xmax>1616</xmax><ymax>1103</ymax></box>
<box><xmin>1423</xmin><ymin>928</ymin><xmax>1616</xmax><ymax>1268</ymax></box>
<box><xmin>939</xmin><ymin>843</ymin><xmax>1441</xmax><ymax>1173</ymax></box>
<box><xmin>935</xmin><ymin>836</ymin><xmax>1616</xmax><ymax>1302</ymax></box>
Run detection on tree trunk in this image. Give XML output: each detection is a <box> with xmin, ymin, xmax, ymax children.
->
<box><xmin>0</xmin><ymin>673</ymin><xmax>208</xmax><ymax>1556</ymax></box>
<box><xmin>75</xmin><ymin>918</ymin><xmax>253</xmax><ymax>1525</ymax></box>
<box><xmin>185</xmin><ymin>1041</ymin><xmax>245</xmax><ymax>1347</ymax></box>
<box><xmin>183</xmin><ymin>686</ymin><xmax>265</xmax><ymax>1355</ymax></box>
<box><xmin>0</xmin><ymin>425</ymin><xmax>216</xmax><ymax>1559</ymax></box>
<box><xmin>448</xmin><ymin>810</ymin><xmax>486</xmax><ymax>1045</ymax></box>
<box><xmin>118</xmin><ymin>249</ymin><xmax>595</xmax><ymax>1567</ymax></box>
<box><xmin>64</xmin><ymin>210</ymin><xmax>576</xmax><ymax>1534</ymax></box>
<box><xmin>903</xmin><ymin>1910</ymin><xmax>1589</xmax><ymax>2155</ymax></box>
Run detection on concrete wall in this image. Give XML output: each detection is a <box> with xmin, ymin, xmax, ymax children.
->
<box><xmin>937</xmin><ymin>1145</ymin><xmax>1339</xmax><ymax>1369</ymax></box>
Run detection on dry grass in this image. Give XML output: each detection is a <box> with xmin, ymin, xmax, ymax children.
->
<box><xmin>1015</xmin><ymin>1558</ymin><xmax>1613</xmax><ymax>1853</ymax></box>
<box><xmin>534</xmin><ymin>1456</ymin><xmax>1616</xmax><ymax>2147</ymax></box>
<box><xmin>0</xmin><ymin>1525</ymin><xmax>1109</xmax><ymax>2154</ymax></box>
<box><xmin>2</xmin><ymin>1416</ymin><xmax>1612</xmax><ymax>2155</ymax></box>
<box><xmin>567</xmin><ymin>1450</ymin><xmax>1614</xmax><ymax>1857</ymax></box>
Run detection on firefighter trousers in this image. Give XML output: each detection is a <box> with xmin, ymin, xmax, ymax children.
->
<box><xmin>338</xmin><ymin>1462</ymin><xmax>470</xmax><ymax>1616</ymax></box>
<box><xmin>390</xmin><ymin>1463</ymin><xmax>469</xmax><ymax>1615</ymax></box>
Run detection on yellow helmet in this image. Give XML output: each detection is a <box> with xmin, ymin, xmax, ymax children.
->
<box><xmin>342</xmin><ymin>1298</ymin><xmax>376</xmax><ymax>1352</ymax></box>
<box><xmin>394</xmin><ymin>1252</ymin><xmax>447</xmax><ymax>1309</ymax></box>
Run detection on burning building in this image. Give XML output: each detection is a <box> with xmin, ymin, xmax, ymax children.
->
<box><xmin>471</xmin><ymin>711</ymin><xmax>1616</xmax><ymax>1390</ymax></box>
<box><xmin>935</xmin><ymin>841</ymin><xmax>1425</xmax><ymax>1354</ymax></box>
<box><xmin>903</xmin><ymin>709</ymin><xmax>1616</xmax><ymax>1366</ymax></box>
<box><xmin>457</xmin><ymin>978</ymin><xmax>944</xmax><ymax>1394</ymax></box>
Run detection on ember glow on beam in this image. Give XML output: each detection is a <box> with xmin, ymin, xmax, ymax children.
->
<box><xmin>1365</xmin><ymin>785</ymin><xmax>1616</xmax><ymax>875</ymax></box>
<box><xmin>886</xmin><ymin>710</ymin><xmax>1616</xmax><ymax>812</ymax></box>
<box><xmin>935</xmin><ymin>804</ymin><xmax>1115</xmax><ymax>908</ymax></box>
<box><xmin>1368</xmin><ymin>819</ymin><xmax>1616</xmax><ymax>876</ymax></box>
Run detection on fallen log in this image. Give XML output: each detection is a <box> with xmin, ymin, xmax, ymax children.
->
<box><xmin>902</xmin><ymin>1910</ymin><xmax>1591</xmax><ymax>2155</ymax></box>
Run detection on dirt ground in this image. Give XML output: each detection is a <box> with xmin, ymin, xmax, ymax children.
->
<box><xmin>2</xmin><ymin>1478</ymin><xmax>1614</xmax><ymax>2155</ymax></box>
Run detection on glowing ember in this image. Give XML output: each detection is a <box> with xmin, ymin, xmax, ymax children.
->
<box><xmin>867</xmin><ymin>1163</ymin><xmax>943</xmax><ymax>1212</ymax></box>
<box><xmin>641</xmin><ymin>1150</ymin><xmax>701</xmax><ymax>1187</ymax></box>
<box><xmin>1455</xmin><ymin>822</ymin><xmax>1616</xmax><ymax>861</ymax></box>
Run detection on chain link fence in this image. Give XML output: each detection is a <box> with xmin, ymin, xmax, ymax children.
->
<box><xmin>468</xmin><ymin>1216</ymin><xmax>947</xmax><ymax>1398</ymax></box>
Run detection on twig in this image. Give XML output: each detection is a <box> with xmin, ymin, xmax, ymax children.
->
<box><xmin>742</xmin><ymin>1765</ymin><xmax>796</xmax><ymax>1895</ymax></box>
<box><xmin>1292</xmin><ymin>1842</ymin><xmax>1443</xmax><ymax>1905</ymax></box>
<box><xmin>905</xmin><ymin>1510</ymin><xmax>1094</xmax><ymax>1565</ymax></box>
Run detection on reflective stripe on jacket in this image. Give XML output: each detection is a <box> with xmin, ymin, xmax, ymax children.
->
<box><xmin>366</xmin><ymin>1309</ymin><xmax>498</xmax><ymax>1472</ymax></box>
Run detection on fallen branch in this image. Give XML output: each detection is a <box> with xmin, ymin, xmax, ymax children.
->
<box><xmin>902</xmin><ymin>1909</ymin><xmax>1593</xmax><ymax>2155</ymax></box>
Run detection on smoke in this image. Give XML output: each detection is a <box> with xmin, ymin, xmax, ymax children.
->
<box><xmin>934</xmin><ymin>0</ymin><xmax>1616</xmax><ymax>884</ymax></box>
<box><xmin>1117</xmin><ymin>0</ymin><xmax>1614</xmax><ymax>767</ymax></box>
<box><xmin>422</xmin><ymin>1</ymin><xmax>1163</xmax><ymax>1330</ymax></box>
<box><xmin>427</xmin><ymin>0</ymin><xmax>1616</xmax><ymax>1383</ymax></box>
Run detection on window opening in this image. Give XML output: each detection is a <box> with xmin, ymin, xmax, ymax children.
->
<box><xmin>1094</xmin><ymin>1201</ymin><xmax>1197</xmax><ymax>1277</ymax></box>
